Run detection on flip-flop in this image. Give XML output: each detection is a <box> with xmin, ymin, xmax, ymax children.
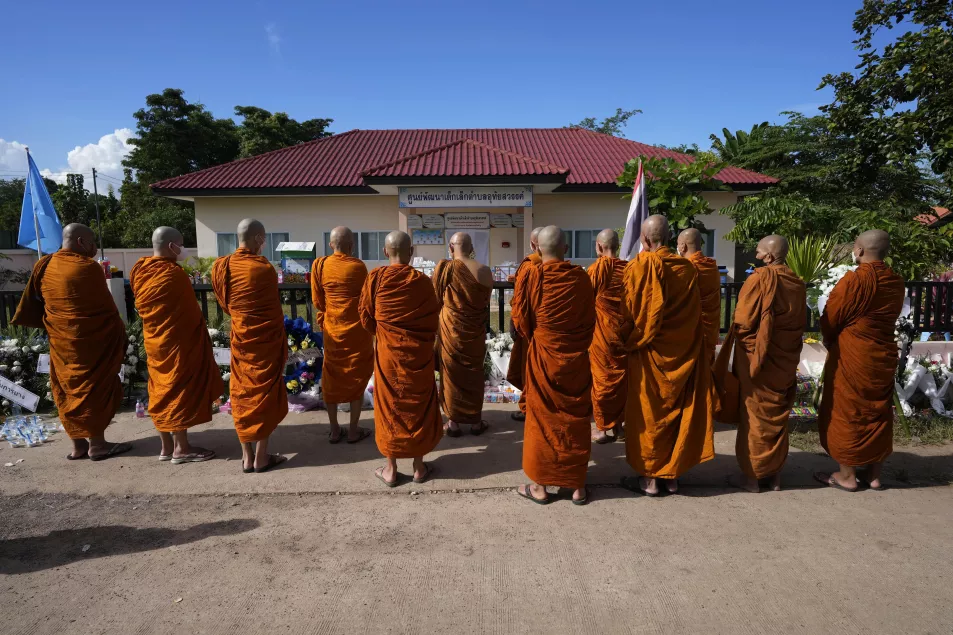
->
<box><xmin>443</xmin><ymin>425</ymin><xmax>463</xmax><ymax>438</ymax></box>
<box><xmin>517</xmin><ymin>483</ymin><xmax>551</xmax><ymax>505</ymax></box>
<box><xmin>375</xmin><ymin>466</ymin><xmax>399</xmax><ymax>488</ymax></box>
<box><xmin>813</xmin><ymin>471</ymin><xmax>858</xmax><ymax>492</ymax></box>
<box><xmin>170</xmin><ymin>450</ymin><xmax>216</xmax><ymax>464</ymax></box>
<box><xmin>328</xmin><ymin>428</ymin><xmax>346</xmax><ymax>444</ymax></box>
<box><xmin>88</xmin><ymin>442</ymin><xmax>132</xmax><ymax>462</ymax></box>
<box><xmin>511</xmin><ymin>412</ymin><xmax>526</xmax><ymax>422</ymax></box>
<box><xmin>413</xmin><ymin>462</ymin><xmax>435</xmax><ymax>484</ymax></box>
<box><xmin>254</xmin><ymin>454</ymin><xmax>287</xmax><ymax>473</ymax></box>
<box><xmin>470</xmin><ymin>421</ymin><xmax>489</xmax><ymax>436</ymax></box>
<box><xmin>346</xmin><ymin>427</ymin><xmax>372</xmax><ymax>444</ymax></box>
<box><xmin>857</xmin><ymin>477</ymin><xmax>887</xmax><ymax>491</ymax></box>
<box><xmin>242</xmin><ymin>461</ymin><xmax>254</xmax><ymax>474</ymax></box>
<box><xmin>158</xmin><ymin>454</ymin><xmax>173</xmax><ymax>462</ymax></box>
<box><xmin>571</xmin><ymin>488</ymin><xmax>590</xmax><ymax>506</ymax></box>
<box><xmin>66</xmin><ymin>452</ymin><xmax>88</xmax><ymax>461</ymax></box>
<box><xmin>620</xmin><ymin>476</ymin><xmax>660</xmax><ymax>497</ymax></box>
<box><xmin>593</xmin><ymin>433</ymin><xmax>616</xmax><ymax>445</ymax></box>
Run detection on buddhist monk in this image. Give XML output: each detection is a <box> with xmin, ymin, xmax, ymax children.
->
<box><xmin>211</xmin><ymin>219</ymin><xmax>288</xmax><ymax>473</ymax></box>
<box><xmin>434</xmin><ymin>232</ymin><xmax>494</xmax><ymax>436</ymax></box>
<box><xmin>12</xmin><ymin>223</ymin><xmax>130</xmax><ymax>461</ymax></box>
<box><xmin>507</xmin><ymin>226</ymin><xmax>542</xmax><ymax>422</ymax></box>
<box><xmin>130</xmin><ymin>227</ymin><xmax>223</xmax><ymax>464</ymax></box>
<box><xmin>678</xmin><ymin>228</ymin><xmax>722</xmax><ymax>363</ymax></box>
<box><xmin>512</xmin><ymin>225</ymin><xmax>595</xmax><ymax>505</ymax></box>
<box><xmin>360</xmin><ymin>231</ymin><xmax>442</xmax><ymax>486</ymax></box>
<box><xmin>588</xmin><ymin>229</ymin><xmax>627</xmax><ymax>444</ymax></box>
<box><xmin>619</xmin><ymin>215</ymin><xmax>714</xmax><ymax>496</ymax></box>
<box><xmin>311</xmin><ymin>226</ymin><xmax>374</xmax><ymax>444</ymax></box>
<box><xmin>816</xmin><ymin>230</ymin><xmax>904</xmax><ymax>492</ymax></box>
<box><xmin>726</xmin><ymin>235</ymin><xmax>806</xmax><ymax>493</ymax></box>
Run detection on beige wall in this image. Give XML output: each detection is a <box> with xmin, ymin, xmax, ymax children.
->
<box><xmin>193</xmin><ymin>191</ymin><xmax>741</xmax><ymax>276</ymax></box>
<box><xmin>0</xmin><ymin>247</ymin><xmax>198</xmax><ymax>289</ymax></box>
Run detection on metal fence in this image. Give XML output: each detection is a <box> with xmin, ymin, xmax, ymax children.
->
<box><xmin>3</xmin><ymin>280</ymin><xmax>953</xmax><ymax>337</ymax></box>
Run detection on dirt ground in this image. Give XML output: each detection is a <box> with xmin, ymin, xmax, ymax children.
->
<box><xmin>2</xmin><ymin>404</ymin><xmax>952</xmax><ymax>634</ymax></box>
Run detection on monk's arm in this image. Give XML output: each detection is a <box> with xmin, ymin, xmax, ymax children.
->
<box><xmin>587</xmin><ymin>259</ymin><xmax>606</xmax><ymax>296</ymax></box>
<box><xmin>210</xmin><ymin>258</ymin><xmax>232</xmax><ymax>316</ymax></box>
<box><xmin>732</xmin><ymin>273</ymin><xmax>762</xmax><ymax>338</ymax></box>
<box><xmin>310</xmin><ymin>258</ymin><xmax>326</xmax><ymax>323</ymax></box>
<box><xmin>625</xmin><ymin>256</ymin><xmax>663</xmax><ymax>350</ymax></box>
<box><xmin>358</xmin><ymin>271</ymin><xmax>377</xmax><ymax>333</ymax></box>
<box><xmin>820</xmin><ymin>272</ymin><xmax>856</xmax><ymax>347</ymax></box>
<box><xmin>511</xmin><ymin>265</ymin><xmax>535</xmax><ymax>340</ymax></box>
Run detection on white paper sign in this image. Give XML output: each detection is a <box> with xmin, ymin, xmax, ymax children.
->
<box><xmin>0</xmin><ymin>374</ymin><xmax>40</xmax><ymax>412</ymax></box>
<box><xmin>407</xmin><ymin>214</ymin><xmax>423</xmax><ymax>229</ymax></box>
<box><xmin>422</xmin><ymin>214</ymin><xmax>445</xmax><ymax>229</ymax></box>
<box><xmin>512</xmin><ymin>213</ymin><xmax>524</xmax><ymax>228</ymax></box>
<box><xmin>399</xmin><ymin>186</ymin><xmax>533</xmax><ymax>208</ymax></box>
<box><xmin>118</xmin><ymin>364</ymin><xmax>124</xmax><ymax>383</ymax></box>
<box><xmin>36</xmin><ymin>354</ymin><xmax>50</xmax><ymax>374</ymax></box>
<box><xmin>490</xmin><ymin>214</ymin><xmax>513</xmax><ymax>228</ymax></box>
<box><xmin>445</xmin><ymin>213</ymin><xmax>490</xmax><ymax>229</ymax></box>
<box><xmin>213</xmin><ymin>347</ymin><xmax>231</xmax><ymax>366</ymax></box>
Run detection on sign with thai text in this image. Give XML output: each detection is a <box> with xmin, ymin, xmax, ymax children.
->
<box><xmin>36</xmin><ymin>354</ymin><xmax>50</xmax><ymax>374</ymax></box>
<box><xmin>398</xmin><ymin>186</ymin><xmax>533</xmax><ymax>208</ymax></box>
<box><xmin>422</xmin><ymin>214</ymin><xmax>445</xmax><ymax>229</ymax></box>
<box><xmin>490</xmin><ymin>214</ymin><xmax>513</xmax><ymax>228</ymax></box>
<box><xmin>512</xmin><ymin>213</ymin><xmax>524</xmax><ymax>228</ymax></box>
<box><xmin>0</xmin><ymin>374</ymin><xmax>40</xmax><ymax>412</ymax></box>
<box><xmin>213</xmin><ymin>348</ymin><xmax>231</xmax><ymax>366</ymax></box>
<box><xmin>445</xmin><ymin>213</ymin><xmax>490</xmax><ymax>229</ymax></box>
<box><xmin>407</xmin><ymin>214</ymin><xmax>423</xmax><ymax>229</ymax></box>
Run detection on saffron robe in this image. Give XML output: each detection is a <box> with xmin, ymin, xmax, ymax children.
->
<box><xmin>587</xmin><ymin>256</ymin><xmax>627</xmax><ymax>432</ymax></box>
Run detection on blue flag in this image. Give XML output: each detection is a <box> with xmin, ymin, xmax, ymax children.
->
<box><xmin>18</xmin><ymin>152</ymin><xmax>63</xmax><ymax>254</ymax></box>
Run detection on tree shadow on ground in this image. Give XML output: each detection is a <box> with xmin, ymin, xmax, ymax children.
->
<box><xmin>0</xmin><ymin>518</ymin><xmax>260</xmax><ymax>574</ymax></box>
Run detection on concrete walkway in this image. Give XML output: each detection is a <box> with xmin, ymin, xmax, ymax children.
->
<box><xmin>2</xmin><ymin>405</ymin><xmax>952</xmax><ymax>634</ymax></box>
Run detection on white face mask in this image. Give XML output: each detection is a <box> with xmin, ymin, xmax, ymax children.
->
<box><xmin>852</xmin><ymin>251</ymin><xmax>860</xmax><ymax>265</ymax></box>
<box><xmin>170</xmin><ymin>243</ymin><xmax>187</xmax><ymax>262</ymax></box>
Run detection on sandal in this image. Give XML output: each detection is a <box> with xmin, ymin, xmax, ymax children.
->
<box><xmin>443</xmin><ymin>424</ymin><xmax>463</xmax><ymax>438</ymax></box>
<box><xmin>88</xmin><ymin>442</ymin><xmax>133</xmax><ymax>462</ymax></box>
<box><xmin>470</xmin><ymin>421</ymin><xmax>489</xmax><ymax>436</ymax></box>
<box><xmin>158</xmin><ymin>454</ymin><xmax>173</xmax><ymax>462</ymax></box>
<box><xmin>620</xmin><ymin>476</ymin><xmax>660</xmax><ymax>497</ymax></box>
<box><xmin>813</xmin><ymin>471</ymin><xmax>858</xmax><ymax>492</ymax></box>
<box><xmin>511</xmin><ymin>411</ymin><xmax>526</xmax><ymax>422</ymax></box>
<box><xmin>375</xmin><ymin>466</ymin><xmax>399</xmax><ymax>488</ymax></box>
<box><xmin>857</xmin><ymin>478</ymin><xmax>886</xmax><ymax>491</ymax></box>
<box><xmin>593</xmin><ymin>432</ymin><xmax>616</xmax><ymax>445</ymax></box>
<box><xmin>572</xmin><ymin>488</ymin><xmax>590</xmax><ymax>506</ymax></box>
<box><xmin>412</xmin><ymin>462</ymin><xmax>435</xmax><ymax>484</ymax></box>
<box><xmin>170</xmin><ymin>449</ymin><xmax>216</xmax><ymax>464</ymax></box>
<box><xmin>517</xmin><ymin>483</ymin><xmax>551</xmax><ymax>505</ymax></box>
<box><xmin>66</xmin><ymin>452</ymin><xmax>88</xmax><ymax>461</ymax></box>
<box><xmin>346</xmin><ymin>428</ymin><xmax>372</xmax><ymax>444</ymax></box>
<box><xmin>328</xmin><ymin>428</ymin><xmax>346</xmax><ymax>444</ymax></box>
<box><xmin>254</xmin><ymin>454</ymin><xmax>287</xmax><ymax>473</ymax></box>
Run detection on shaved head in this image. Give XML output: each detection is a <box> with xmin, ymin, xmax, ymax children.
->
<box><xmin>384</xmin><ymin>230</ymin><xmax>413</xmax><ymax>264</ymax></box>
<box><xmin>677</xmin><ymin>228</ymin><xmax>703</xmax><ymax>257</ymax></box>
<box><xmin>596</xmin><ymin>228</ymin><xmax>620</xmax><ymax>257</ymax></box>
<box><xmin>237</xmin><ymin>218</ymin><xmax>265</xmax><ymax>253</ymax></box>
<box><xmin>529</xmin><ymin>226</ymin><xmax>543</xmax><ymax>255</ymax></box>
<box><xmin>63</xmin><ymin>223</ymin><xmax>97</xmax><ymax>258</ymax></box>
<box><xmin>449</xmin><ymin>232</ymin><xmax>473</xmax><ymax>259</ymax></box>
<box><xmin>538</xmin><ymin>225</ymin><xmax>567</xmax><ymax>261</ymax></box>
<box><xmin>329</xmin><ymin>226</ymin><xmax>354</xmax><ymax>256</ymax></box>
<box><xmin>855</xmin><ymin>229</ymin><xmax>890</xmax><ymax>262</ymax></box>
<box><xmin>641</xmin><ymin>215</ymin><xmax>670</xmax><ymax>251</ymax></box>
<box><xmin>152</xmin><ymin>226</ymin><xmax>184</xmax><ymax>259</ymax></box>
<box><xmin>755</xmin><ymin>234</ymin><xmax>789</xmax><ymax>265</ymax></box>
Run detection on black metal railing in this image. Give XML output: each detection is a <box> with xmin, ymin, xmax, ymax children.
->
<box><xmin>719</xmin><ymin>282</ymin><xmax>823</xmax><ymax>334</ymax></box>
<box><xmin>191</xmin><ymin>283</ymin><xmax>313</xmax><ymax>325</ymax></box>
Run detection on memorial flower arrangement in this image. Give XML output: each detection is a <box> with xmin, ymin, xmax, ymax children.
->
<box><xmin>208</xmin><ymin>322</ymin><xmax>231</xmax><ymax>400</ymax></box>
<box><xmin>123</xmin><ymin>318</ymin><xmax>148</xmax><ymax>386</ymax></box>
<box><xmin>283</xmin><ymin>317</ymin><xmax>323</xmax><ymax>397</ymax></box>
<box><xmin>284</xmin><ymin>317</ymin><xmax>321</xmax><ymax>356</ymax></box>
<box><xmin>285</xmin><ymin>358</ymin><xmax>322</xmax><ymax>396</ymax></box>
<box><xmin>0</xmin><ymin>328</ymin><xmax>53</xmax><ymax>415</ymax></box>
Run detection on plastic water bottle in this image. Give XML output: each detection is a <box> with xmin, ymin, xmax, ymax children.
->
<box><xmin>277</xmin><ymin>270</ymin><xmax>284</xmax><ymax>284</ymax></box>
<box><xmin>135</xmin><ymin>400</ymin><xmax>145</xmax><ymax>418</ymax></box>
<box><xmin>11</xmin><ymin>404</ymin><xmax>21</xmax><ymax>417</ymax></box>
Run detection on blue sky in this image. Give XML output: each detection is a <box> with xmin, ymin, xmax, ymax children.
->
<box><xmin>1</xmin><ymin>0</ymin><xmax>862</xmax><ymax>185</ymax></box>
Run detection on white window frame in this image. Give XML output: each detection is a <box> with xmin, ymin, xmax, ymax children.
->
<box><xmin>324</xmin><ymin>230</ymin><xmax>393</xmax><ymax>261</ymax></box>
<box><xmin>561</xmin><ymin>228</ymin><xmax>603</xmax><ymax>260</ymax></box>
<box><xmin>216</xmin><ymin>231</ymin><xmax>290</xmax><ymax>262</ymax></box>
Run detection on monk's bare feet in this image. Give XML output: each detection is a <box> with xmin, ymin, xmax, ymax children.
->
<box><xmin>87</xmin><ymin>440</ymin><xmax>133</xmax><ymax>461</ymax></box>
<box><xmin>665</xmin><ymin>479</ymin><xmax>678</xmax><ymax>494</ymax></box>
<box><xmin>443</xmin><ymin>421</ymin><xmax>463</xmax><ymax>437</ymax></box>
<box><xmin>67</xmin><ymin>438</ymin><xmax>89</xmax><ymax>460</ymax></box>
<box><xmin>592</xmin><ymin>430</ymin><xmax>614</xmax><ymax>444</ymax></box>
<box><xmin>158</xmin><ymin>431</ymin><xmax>174</xmax><ymax>458</ymax></box>
<box><xmin>768</xmin><ymin>473</ymin><xmax>782</xmax><ymax>492</ymax></box>
<box><xmin>640</xmin><ymin>477</ymin><xmax>659</xmax><ymax>496</ymax></box>
<box><xmin>241</xmin><ymin>442</ymin><xmax>255</xmax><ymax>473</ymax></box>
<box><xmin>376</xmin><ymin>463</ymin><xmax>398</xmax><ymax>485</ymax></box>
<box><xmin>727</xmin><ymin>473</ymin><xmax>760</xmax><ymax>493</ymax></box>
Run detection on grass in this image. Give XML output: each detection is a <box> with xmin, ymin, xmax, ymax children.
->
<box><xmin>788</xmin><ymin>413</ymin><xmax>953</xmax><ymax>453</ymax></box>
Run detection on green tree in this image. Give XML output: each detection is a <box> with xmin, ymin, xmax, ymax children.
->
<box><xmin>52</xmin><ymin>174</ymin><xmax>90</xmax><ymax>226</ymax></box>
<box><xmin>570</xmin><ymin>108</ymin><xmax>642</xmax><ymax>137</ymax></box>
<box><xmin>235</xmin><ymin>106</ymin><xmax>333</xmax><ymax>157</ymax></box>
<box><xmin>617</xmin><ymin>151</ymin><xmax>729</xmax><ymax>233</ymax></box>
<box><xmin>819</xmin><ymin>0</ymin><xmax>953</xmax><ymax>180</ymax></box>
<box><xmin>709</xmin><ymin>122</ymin><xmax>769</xmax><ymax>162</ymax></box>
<box><xmin>124</xmin><ymin>88</ymin><xmax>240</xmax><ymax>183</ymax></box>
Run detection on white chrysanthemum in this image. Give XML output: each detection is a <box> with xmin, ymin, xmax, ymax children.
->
<box><xmin>208</xmin><ymin>328</ymin><xmax>220</xmax><ymax>338</ymax></box>
<box><xmin>1</xmin><ymin>400</ymin><xmax>8</xmax><ymax>407</ymax></box>
<box><xmin>31</xmin><ymin>345</ymin><xmax>42</xmax><ymax>353</ymax></box>
<box><xmin>45</xmin><ymin>392</ymin><xmax>52</xmax><ymax>400</ymax></box>
<box><xmin>128</xmin><ymin>336</ymin><xmax>136</xmax><ymax>343</ymax></box>
<box><xmin>126</xmin><ymin>344</ymin><xmax>134</xmax><ymax>354</ymax></box>
<box><xmin>128</xmin><ymin>356</ymin><xmax>138</xmax><ymax>365</ymax></box>
<box><xmin>21</xmin><ymin>346</ymin><xmax>30</xmax><ymax>354</ymax></box>
<box><xmin>0</xmin><ymin>365</ymin><xmax>7</xmax><ymax>372</ymax></box>
<box><xmin>222</xmin><ymin>372</ymin><xmax>231</xmax><ymax>382</ymax></box>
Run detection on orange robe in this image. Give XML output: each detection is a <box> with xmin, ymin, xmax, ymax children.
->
<box><xmin>506</xmin><ymin>253</ymin><xmax>542</xmax><ymax>413</ymax></box>
<box><xmin>12</xmin><ymin>251</ymin><xmax>124</xmax><ymax>440</ymax></box>
<box><xmin>732</xmin><ymin>264</ymin><xmax>806</xmax><ymax>479</ymax></box>
<box><xmin>622</xmin><ymin>247</ymin><xmax>714</xmax><ymax>479</ymax></box>
<box><xmin>434</xmin><ymin>259</ymin><xmax>493</xmax><ymax>425</ymax></box>
<box><xmin>211</xmin><ymin>248</ymin><xmax>288</xmax><ymax>443</ymax></box>
<box><xmin>130</xmin><ymin>257</ymin><xmax>224</xmax><ymax>432</ymax></box>
<box><xmin>311</xmin><ymin>253</ymin><xmax>374</xmax><ymax>404</ymax></box>
<box><xmin>688</xmin><ymin>251</ymin><xmax>722</xmax><ymax>362</ymax></box>
<box><xmin>819</xmin><ymin>262</ymin><xmax>904</xmax><ymax>466</ymax></box>
<box><xmin>360</xmin><ymin>264</ymin><xmax>442</xmax><ymax>458</ymax></box>
<box><xmin>512</xmin><ymin>260</ymin><xmax>595</xmax><ymax>489</ymax></box>
<box><xmin>587</xmin><ymin>255</ymin><xmax>627</xmax><ymax>432</ymax></box>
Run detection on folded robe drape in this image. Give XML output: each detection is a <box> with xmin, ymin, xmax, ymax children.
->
<box><xmin>507</xmin><ymin>253</ymin><xmax>542</xmax><ymax>413</ymax></box>
<box><xmin>587</xmin><ymin>255</ymin><xmax>627</xmax><ymax>432</ymax></box>
<box><xmin>688</xmin><ymin>251</ymin><xmax>722</xmax><ymax>363</ymax></box>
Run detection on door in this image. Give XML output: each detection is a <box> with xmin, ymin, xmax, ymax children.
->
<box><xmin>446</xmin><ymin>229</ymin><xmax>490</xmax><ymax>265</ymax></box>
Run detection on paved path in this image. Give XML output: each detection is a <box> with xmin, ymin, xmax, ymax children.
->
<box><xmin>1</xmin><ymin>405</ymin><xmax>952</xmax><ymax>634</ymax></box>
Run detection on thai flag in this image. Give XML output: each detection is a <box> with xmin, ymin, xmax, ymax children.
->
<box><xmin>620</xmin><ymin>159</ymin><xmax>648</xmax><ymax>260</ymax></box>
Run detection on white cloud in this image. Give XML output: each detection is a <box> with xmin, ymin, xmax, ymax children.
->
<box><xmin>0</xmin><ymin>138</ymin><xmax>30</xmax><ymax>175</ymax></box>
<box><xmin>265</xmin><ymin>23</ymin><xmax>281</xmax><ymax>54</ymax></box>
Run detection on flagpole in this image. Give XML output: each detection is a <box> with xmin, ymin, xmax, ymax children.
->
<box><xmin>91</xmin><ymin>168</ymin><xmax>104</xmax><ymax>261</ymax></box>
<box><xmin>25</xmin><ymin>147</ymin><xmax>43</xmax><ymax>259</ymax></box>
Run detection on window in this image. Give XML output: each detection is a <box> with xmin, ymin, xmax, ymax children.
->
<box><xmin>561</xmin><ymin>229</ymin><xmax>601</xmax><ymax>260</ymax></box>
<box><xmin>216</xmin><ymin>232</ymin><xmax>289</xmax><ymax>262</ymax></box>
<box><xmin>702</xmin><ymin>229</ymin><xmax>716</xmax><ymax>258</ymax></box>
<box><xmin>0</xmin><ymin>230</ymin><xmax>16</xmax><ymax>250</ymax></box>
<box><xmin>324</xmin><ymin>231</ymin><xmax>392</xmax><ymax>260</ymax></box>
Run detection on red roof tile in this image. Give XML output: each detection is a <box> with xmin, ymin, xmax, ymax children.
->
<box><xmin>151</xmin><ymin>128</ymin><xmax>777</xmax><ymax>193</ymax></box>
<box><xmin>362</xmin><ymin>138</ymin><xmax>570</xmax><ymax>178</ymax></box>
<box><xmin>917</xmin><ymin>206</ymin><xmax>952</xmax><ymax>227</ymax></box>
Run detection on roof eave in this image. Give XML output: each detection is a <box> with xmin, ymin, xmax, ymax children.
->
<box><xmin>151</xmin><ymin>185</ymin><xmax>379</xmax><ymax>197</ymax></box>
<box><xmin>362</xmin><ymin>175</ymin><xmax>568</xmax><ymax>186</ymax></box>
